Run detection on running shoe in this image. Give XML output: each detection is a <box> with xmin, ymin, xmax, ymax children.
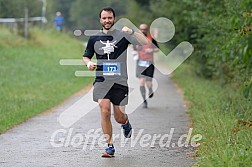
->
<box><xmin>121</xmin><ymin>115</ymin><xmax>132</xmax><ymax>138</ymax></box>
<box><xmin>149</xmin><ymin>88</ymin><xmax>154</xmax><ymax>98</ymax></box>
<box><xmin>101</xmin><ymin>145</ymin><xmax>115</xmax><ymax>158</ymax></box>
<box><xmin>143</xmin><ymin>100</ymin><xmax>148</xmax><ymax>108</ymax></box>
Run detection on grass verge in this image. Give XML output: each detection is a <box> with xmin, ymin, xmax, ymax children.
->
<box><xmin>0</xmin><ymin>27</ymin><xmax>92</xmax><ymax>133</ymax></box>
<box><xmin>172</xmin><ymin>63</ymin><xmax>252</xmax><ymax>166</ymax></box>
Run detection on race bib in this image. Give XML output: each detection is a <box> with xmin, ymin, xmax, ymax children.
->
<box><xmin>138</xmin><ymin>60</ymin><xmax>151</xmax><ymax>67</ymax></box>
<box><xmin>103</xmin><ymin>62</ymin><xmax>121</xmax><ymax>76</ymax></box>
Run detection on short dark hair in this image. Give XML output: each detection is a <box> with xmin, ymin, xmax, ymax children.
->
<box><xmin>99</xmin><ymin>7</ymin><xmax>115</xmax><ymax>18</ymax></box>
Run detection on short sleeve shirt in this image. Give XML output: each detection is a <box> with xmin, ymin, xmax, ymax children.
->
<box><xmin>54</xmin><ymin>17</ymin><xmax>64</xmax><ymax>27</ymax></box>
<box><xmin>83</xmin><ymin>29</ymin><xmax>140</xmax><ymax>85</ymax></box>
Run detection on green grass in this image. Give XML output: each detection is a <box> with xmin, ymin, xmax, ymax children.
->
<box><xmin>0</xmin><ymin>27</ymin><xmax>92</xmax><ymax>133</ymax></box>
<box><xmin>172</xmin><ymin>63</ymin><xmax>252</xmax><ymax>167</ymax></box>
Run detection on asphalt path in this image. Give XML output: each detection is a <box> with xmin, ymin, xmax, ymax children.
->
<box><xmin>0</xmin><ymin>48</ymin><xmax>196</xmax><ymax>167</ymax></box>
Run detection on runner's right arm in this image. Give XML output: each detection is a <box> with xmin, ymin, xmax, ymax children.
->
<box><xmin>83</xmin><ymin>57</ymin><xmax>96</xmax><ymax>71</ymax></box>
<box><xmin>83</xmin><ymin>37</ymin><xmax>96</xmax><ymax>71</ymax></box>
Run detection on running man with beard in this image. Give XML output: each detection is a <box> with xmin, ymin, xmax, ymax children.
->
<box><xmin>82</xmin><ymin>7</ymin><xmax>148</xmax><ymax>157</ymax></box>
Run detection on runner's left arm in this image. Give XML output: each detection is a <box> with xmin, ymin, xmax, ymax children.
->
<box><xmin>122</xmin><ymin>26</ymin><xmax>148</xmax><ymax>45</ymax></box>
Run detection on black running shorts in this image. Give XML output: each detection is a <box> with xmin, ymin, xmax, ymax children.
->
<box><xmin>136</xmin><ymin>64</ymin><xmax>154</xmax><ymax>81</ymax></box>
<box><xmin>93</xmin><ymin>82</ymin><xmax>129</xmax><ymax>105</ymax></box>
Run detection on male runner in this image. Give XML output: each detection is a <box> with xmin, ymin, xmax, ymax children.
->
<box><xmin>83</xmin><ymin>7</ymin><xmax>147</xmax><ymax>157</ymax></box>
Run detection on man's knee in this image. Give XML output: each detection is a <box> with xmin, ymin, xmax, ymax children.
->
<box><xmin>99</xmin><ymin>99</ymin><xmax>111</xmax><ymax>117</ymax></box>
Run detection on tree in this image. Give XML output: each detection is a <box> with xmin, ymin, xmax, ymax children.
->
<box><xmin>0</xmin><ymin>0</ymin><xmax>42</xmax><ymax>18</ymax></box>
<box><xmin>49</xmin><ymin>0</ymin><xmax>77</xmax><ymax>29</ymax></box>
<box><xmin>69</xmin><ymin>0</ymin><xmax>128</xmax><ymax>30</ymax></box>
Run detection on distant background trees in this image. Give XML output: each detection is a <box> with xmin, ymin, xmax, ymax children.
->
<box><xmin>0</xmin><ymin>0</ymin><xmax>42</xmax><ymax>18</ymax></box>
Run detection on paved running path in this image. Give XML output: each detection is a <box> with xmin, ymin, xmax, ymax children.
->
<box><xmin>0</xmin><ymin>48</ymin><xmax>195</xmax><ymax>167</ymax></box>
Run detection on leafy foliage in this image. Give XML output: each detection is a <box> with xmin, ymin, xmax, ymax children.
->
<box><xmin>129</xmin><ymin>0</ymin><xmax>252</xmax><ymax>98</ymax></box>
<box><xmin>1</xmin><ymin>0</ymin><xmax>251</xmax><ymax>96</ymax></box>
<box><xmin>0</xmin><ymin>0</ymin><xmax>42</xmax><ymax>17</ymax></box>
<box><xmin>49</xmin><ymin>0</ymin><xmax>77</xmax><ymax>29</ymax></box>
<box><xmin>69</xmin><ymin>0</ymin><xmax>128</xmax><ymax>30</ymax></box>
<box><xmin>191</xmin><ymin>0</ymin><xmax>252</xmax><ymax>98</ymax></box>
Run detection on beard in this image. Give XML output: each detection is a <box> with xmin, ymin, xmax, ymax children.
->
<box><xmin>102</xmin><ymin>21</ymin><xmax>115</xmax><ymax>30</ymax></box>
